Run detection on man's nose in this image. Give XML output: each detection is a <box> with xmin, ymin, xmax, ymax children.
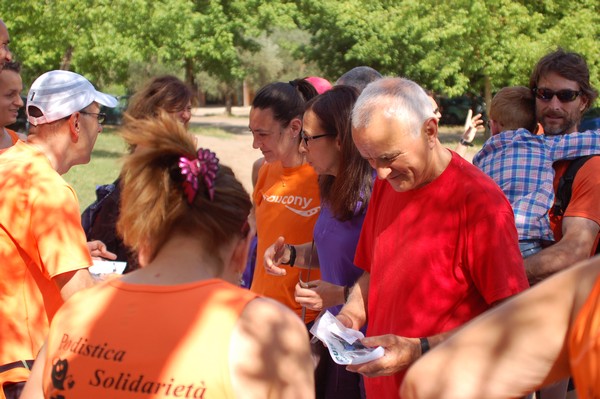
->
<box><xmin>547</xmin><ymin>95</ymin><xmax>564</xmax><ymax>109</ymax></box>
<box><xmin>375</xmin><ymin>166</ymin><xmax>391</xmax><ymax>180</ymax></box>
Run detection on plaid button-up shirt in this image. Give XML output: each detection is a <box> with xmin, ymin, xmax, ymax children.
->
<box><xmin>473</xmin><ymin>128</ymin><xmax>600</xmax><ymax>241</ymax></box>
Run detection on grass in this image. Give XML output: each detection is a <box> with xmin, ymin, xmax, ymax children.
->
<box><xmin>63</xmin><ymin>125</ymin><xmax>234</xmax><ymax>212</ymax></box>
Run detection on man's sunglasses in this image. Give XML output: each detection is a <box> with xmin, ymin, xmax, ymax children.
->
<box><xmin>533</xmin><ymin>88</ymin><xmax>582</xmax><ymax>103</ymax></box>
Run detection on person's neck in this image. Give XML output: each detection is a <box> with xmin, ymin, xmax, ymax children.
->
<box><xmin>280</xmin><ymin>151</ymin><xmax>305</xmax><ymax>168</ymax></box>
<box><xmin>121</xmin><ymin>234</ymin><xmax>231</xmax><ymax>286</ymax></box>
<box><xmin>420</xmin><ymin>144</ymin><xmax>453</xmax><ymax>188</ymax></box>
<box><xmin>0</xmin><ymin>127</ymin><xmax>12</xmax><ymax>150</ymax></box>
<box><xmin>27</xmin><ymin>134</ymin><xmax>73</xmax><ymax>174</ymax></box>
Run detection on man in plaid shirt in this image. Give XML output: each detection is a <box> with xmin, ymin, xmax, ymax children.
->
<box><xmin>473</xmin><ymin>86</ymin><xmax>600</xmax><ymax>258</ymax></box>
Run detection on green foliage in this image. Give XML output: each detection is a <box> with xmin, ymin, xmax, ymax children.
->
<box><xmin>298</xmin><ymin>0</ymin><xmax>599</xmax><ymax>99</ymax></box>
<box><xmin>1</xmin><ymin>0</ymin><xmax>598</xmax><ymax>103</ymax></box>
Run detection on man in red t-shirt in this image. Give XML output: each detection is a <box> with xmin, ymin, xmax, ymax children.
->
<box><xmin>524</xmin><ymin>49</ymin><xmax>600</xmax><ymax>284</ymax></box>
<box><xmin>336</xmin><ymin>77</ymin><xmax>529</xmax><ymax>398</ymax></box>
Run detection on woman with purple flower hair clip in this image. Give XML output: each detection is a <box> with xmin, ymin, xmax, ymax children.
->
<box><xmin>179</xmin><ymin>148</ymin><xmax>219</xmax><ymax>203</ymax></box>
<box><xmin>22</xmin><ymin>113</ymin><xmax>314</xmax><ymax>399</ymax></box>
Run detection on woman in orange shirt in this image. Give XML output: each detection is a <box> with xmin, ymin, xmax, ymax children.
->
<box><xmin>22</xmin><ymin>114</ymin><xmax>314</xmax><ymax>399</ymax></box>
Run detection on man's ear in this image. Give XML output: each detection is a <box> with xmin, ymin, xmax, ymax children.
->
<box><xmin>423</xmin><ymin>117</ymin><xmax>438</xmax><ymax>144</ymax></box>
<box><xmin>289</xmin><ymin>117</ymin><xmax>302</xmax><ymax>138</ymax></box>
<box><xmin>69</xmin><ymin>113</ymin><xmax>80</xmax><ymax>142</ymax></box>
<box><xmin>580</xmin><ymin>96</ymin><xmax>589</xmax><ymax>113</ymax></box>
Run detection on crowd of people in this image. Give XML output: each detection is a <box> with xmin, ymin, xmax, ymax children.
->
<box><xmin>1</xmin><ymin>16</ymin><xmax>599</xmax><ymax>399</ymax></box>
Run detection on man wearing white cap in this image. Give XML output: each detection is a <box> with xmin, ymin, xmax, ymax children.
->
<box><xmin>0</xmin><ymin>70</ymin><xmax>117</xmax><ymax>398</ymax></box>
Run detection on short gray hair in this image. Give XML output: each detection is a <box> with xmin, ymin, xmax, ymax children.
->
<box><xmin>336</xmin><ymin>66</ymin><xmax>383</xmax><ymax>93</ymax></box>
<box><xmin>352</xmin><ymin>77</ymin><xmax>434</xmax><ymax>137</ymax></box>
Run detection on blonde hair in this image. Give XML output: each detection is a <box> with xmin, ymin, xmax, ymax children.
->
<box><xmin>489</xmin><ymin>86</ymin><xmax>536</xmax><ymax>132</ymax></box>
<box><xmin>117</xmin><ymin>113</ymin><xmax>251</xmax><ymax>264</ymax></box>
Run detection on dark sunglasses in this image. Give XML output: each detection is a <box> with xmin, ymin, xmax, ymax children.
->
<box><xmin>533</xmin><ymin>88</ymin><xmax>582</xmax><ymax>103</ymax></box>
<box><xmin>300</xmin><ymin>130</ymin><xmax>336</xmax><ymax>146</ymax></box>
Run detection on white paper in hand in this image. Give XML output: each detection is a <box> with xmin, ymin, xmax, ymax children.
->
<box><xmin>310</xmin><ymin>311</ymin><xmax>384</xmax><ymax>365</ymax></box>
<box><xmin>89</xmin><ymin>260</ymin><xmax>127</xmax><ymax>275</ymax></box>
<box><xmin>463</xmin><ymin>109</ymin><xmax>473</xmax><ymax>130</ymax></box>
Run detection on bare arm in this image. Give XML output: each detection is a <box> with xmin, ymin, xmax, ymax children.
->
<box><xmin>294</xmin><ymin>279</ymin><xmax>345</xmax><ymax>311</ymax></box>
<box><xmin>347</xmin><ymin>288</ymin><xmax>513</xmax><ymax>378</ymax></box>
<box><xmin>251</xmin><ymin>157</ymin><xmax>265</xmax><ymax>188</ymax></box>
<box><xmin>230</xmin><ymin>298</ymin><xmax>314</xmax><ymax>399</ymax></box>
<box><xmin>263</xmin><ymin>236</ymin><xmax>320</xmax><ymax>276</ymax></box>
<box><xmin>525</xmin><ymin>216</ymin><xmax>599</xmax><ymax>284</ymax></box>
<box><xmin>454</xmin><ymin>112</ymin><xmax>483</xmax><ymax>158</ymax></box>
<box><xmin>20</xmin><ymin>342</ymin><xmax>47</xmax><ymax>399</ymax></box>
<box><xmin>401</xmin><ymin>258</ymin><xmax>600</xmax><ymax>399</ymax></box>
<box><xmin>336</xmin><ymin>271</ymin><xmax>369</xmax><ymax>330</ymax></box>
<box><xmin>53</xmin><ymin>268</ymin><xmax>95</xmax><ymax>300</ymax></box>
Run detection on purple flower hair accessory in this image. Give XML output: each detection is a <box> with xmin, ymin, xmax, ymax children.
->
<box><xmin>178</xmin><ymin>148</ymin><xmax>219</xmax><ymax>204</ymax></box>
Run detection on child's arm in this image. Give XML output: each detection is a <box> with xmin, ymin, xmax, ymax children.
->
<box><xmin>548</xmin><ymin>129</ymin><xmax>600</xmax><ymax>161</ymax></box>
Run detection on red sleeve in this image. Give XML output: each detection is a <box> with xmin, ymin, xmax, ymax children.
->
<box><xmin>469</xmin><ymin>210</ymin><xmax>529</xmax><ymax>304</ymax></box>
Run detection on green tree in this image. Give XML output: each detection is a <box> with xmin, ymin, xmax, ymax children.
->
<box><xmin>297</xmin><ymin>0</ymin><xmax>599</xmax><ymax>132</ymax></box>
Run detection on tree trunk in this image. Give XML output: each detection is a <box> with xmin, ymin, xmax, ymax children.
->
<box><xmin>243</xmin><ymin>78</ymin><xmax>252</xmax><ymax>106</ymax></box>
<box><xmin>483</xmin><ymin>75</ymin><xmax>492</xmax><ymax>140</ymax></box>
<box><xmin>60</xmin><ymin>45</ymin><xmax>73</xmax><ymax>70</ymax></box>
<box><xmin>185</xmin><ymin>58</ymin><xmax>205</xmax><ymax>106</ymax></box>
<box><xmin>225</xmin><ymin>90</ymin><xmax>233</xmax><ymax>116</ymax></box>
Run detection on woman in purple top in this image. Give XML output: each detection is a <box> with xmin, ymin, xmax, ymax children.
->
<box><xmin>264</xmin><ymin>85</ymin><xmax>373</xmax><ymax>399</ymax></box>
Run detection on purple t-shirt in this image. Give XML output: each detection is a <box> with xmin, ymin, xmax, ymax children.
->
<box><xmin>314</xmin><ymin>202</ymin><xmax>365</xmax><ymax>315</ymax></box>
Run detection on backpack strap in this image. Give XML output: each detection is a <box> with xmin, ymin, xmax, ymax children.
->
<box><xmin>553</xmin><ymin>155</ymin><xmax>596</xmax><ymax>217</ymax></box>
<box><xmin>552</xmin><ymin>155</ymin><xmax>600</xmax><ymax>255</ymax></box>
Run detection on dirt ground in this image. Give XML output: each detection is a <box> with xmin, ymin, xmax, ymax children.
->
<box><xmin>190</xmin><ymin>107</ymin><xmax>257</xmax><ymax>194</ymax></box>
<box><xmin>189</xmin><ymin>106</ymin><xmax>480</xmax><ymax>195</ymax></box>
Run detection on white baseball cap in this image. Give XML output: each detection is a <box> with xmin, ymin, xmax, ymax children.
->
<box><xmin>27</xmin><ymin>70</ymin><xmax>118</xmax><ymax>126</ymax></box>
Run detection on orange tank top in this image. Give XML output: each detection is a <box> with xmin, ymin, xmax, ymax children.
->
<box><xmin>43</xmin><ymin>279</ymin><xmax>258</xmax><ymax>399</ymax></box>
<box><xmin>569</xmin><ymin>275</ymin><xmax>600</xmax><ymax>398</ymax></box>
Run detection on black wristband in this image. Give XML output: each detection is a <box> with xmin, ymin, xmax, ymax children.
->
<box><xmin>419</xmin><ymin>337</ymin><xmax>430</xmax><ymax>355</ymax></box>
<box><xmin>281</xmin><ymin>244</ymin><xmax>296</xmax><ymax>267</ymax></box>
<box><xmin>459</xmin><ymin>138</ymin><xmax>474</xmax><ymax>147</ymax></box>
<box><xmin>343</xmin><ymin>286</ymin><xmax>350</xmax><ymax>302</ymax></box>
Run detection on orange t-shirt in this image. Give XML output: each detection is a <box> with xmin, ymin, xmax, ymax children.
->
<box><xmin>0</xmin><ymin>141</ymin><xmax>92</xmax><ymax>367</ymax></box>
<box><xmin>43</xmin><ymin>279</ymin><xmax>258</xmax><ymax>399</ymax></box>
<box><xmin>551</xmin><ymin>158</ymin><xmax>600</xmax><ymax>254</ymax></box>
<box><xmin>6</xmin><ymin>128</ymin><xmax>20</xmax><ymax>144</ymax></box>
<box><xmin>569</xmin><ymin>275</ymin><xmax>600</xmax><ymax>398</ymax></box>
<box><xmin>251</xmin><ymin>161</ymin><xmax>321</xmax><ymax>323</ymax></box>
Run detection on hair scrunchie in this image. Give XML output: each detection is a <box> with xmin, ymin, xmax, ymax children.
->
<box><xmin>178</xmin><ymin>148</ymin><xmax>219</xmax><ymax>204</ymax></box>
